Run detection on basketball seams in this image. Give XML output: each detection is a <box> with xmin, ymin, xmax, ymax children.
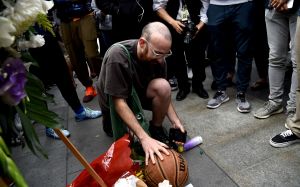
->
<box><xmin>144</xmin><ymin>149</ymin><xmax>188</xmax><ymax>187</ymax></box>
<box><xmin>179</xmin><ymin>154</ymin><xmax>188</xmax><ymax>187</ymax></box>
<box><xmin>170</xmin><ymin>150</ymin><xmax>179</xmax><ymax>187</ymax></box>
<box><xmin>157</xmin><ymin>153</ymin><xmax>168</xmax><ymax>182</ymax></box>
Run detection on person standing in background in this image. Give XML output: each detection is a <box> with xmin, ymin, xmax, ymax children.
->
<box><xmin>95</xmin><ymin>0</ymin><xmax>154</xmax><ymax>43</ymax></box>
<box><xmin>205</xmin><ymin>0</ymin><xmax>254</xmax><ymax>113</ymax></box>
<box><xmin>254</xmin><ymin>0</ymin><xmax>300</xmax><ymax>119</ymax></box>
<box><xmin>270</xmin><ymin>4</ymin><xmax>300</xmax><ymax>148</ymax></box>
<box><xmin>153</xmin><ymin>0</ymin><xmax>209</xmax><ymax>101</ymax></box>
<box><xmin>53</xmin><ymin>0</ymin><xmax>101</xmax><ymax>103</ymax></box>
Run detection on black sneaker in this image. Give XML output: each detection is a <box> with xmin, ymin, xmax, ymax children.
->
<box><xmin>269</xmin><ymin>130</ymin><xmax>300</xmax><ymax>148</ymax></box>
<box><xmin>149</xmin><ymin>125</ymin><xmax>169</xmax><ymax>145</ymax></box>
<box><xmin>168</xmin><ymin>77</ymin><xmax>178</xmax><ymax>91</ymax></box>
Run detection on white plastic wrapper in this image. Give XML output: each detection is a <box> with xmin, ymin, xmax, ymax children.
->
<box><xmin>185</xmin><ymin>184</ymin><xmax>194</xmax><ymax>187</ymax></box>
<box><xmin>158</xmin><ymin>180</ymin><xmax>172</xmax><ymax>187</ymax></box>
<box><xmin>114</xmin><ymin>175</ymin><xmax>138</xmax><ymax>187</ymax></box>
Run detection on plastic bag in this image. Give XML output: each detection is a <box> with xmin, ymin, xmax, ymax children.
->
<box><xmin>68</xmin><ymin>134</ymin><xmax>139</xmax><ymax>187</ymax></box>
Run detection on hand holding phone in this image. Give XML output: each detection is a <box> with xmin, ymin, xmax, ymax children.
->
<box><xmin>169</xmin><ymin>128</ymin><xmax>187</xmax><ymax>144</ymax></box>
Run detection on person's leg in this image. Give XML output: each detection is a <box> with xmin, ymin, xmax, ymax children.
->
<box><xmin>255</xmin><ymin>10</ymin><xmax>294</xmax><ymax>119</ymax></box>
<box><xmin>207</xmin><ymin>5</ymin><xmax>229</xmax><ymax>91</ymax></box>
<box><xmin>286</xmin><ymin>13</ymin><xmax>298</xmax><ymax>116</ymax></box>
<box><xmin>171</xmin><ymin>31</ymin><xmax>190</xmax><ymax>101</ymax></box>
<box><xmin>251</xmin><ymin>1</ymin><xmax>269</xmax><ymax>90</ymax></box>
<box><xmin>60</xmin><ymin>21</ymin><xmax>93</xmax><ymax>88</ymax></box>
<box><xmin>146</xmin><ymin>78</ymin><xmax>171</xmax><ymax>144</ymax></box>
<box><xmin>29</xmin><ymin>31</ymin><xmax>102</xmax><ymax>133</ymax></box>
<box><xmin>269</xmin><ymin>17</ymin><xmax>300</xmax><ymax>148</ymax></box>
<box><xmin>232</xmin><ymin>2</ymin><xmax>254</xmax><ymax>94</ymax></box>
<box><xmin>146</xmin><ymin>78</ymin><xmax>171</xmax><ymax>126</ymax></box>
<box><xmin>287</xmin><ymin>16</ymin><xmax>300</xmax><ymax>137</ymax></box>
<box><xmin>206</xmin><ymin>5</ymin><xmax>230</xmax><ymax>109</ymax></box>
<box><xmin>266</xmin><ymin>10</ymin><xmax>291</xmax><ymax>104</ymax></box>
<box><xmin>190</xmin><ymin>26</ymin><xmax>209</xmax><ymax>99</ymax></box>
<box><xmin>80</xmin><ymin>14</ymin><xmax>102</xmax><ymax>77</ymax></box>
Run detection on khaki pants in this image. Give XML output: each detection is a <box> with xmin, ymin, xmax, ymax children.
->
<box><xmin>286</xmin><ymin>17</ymin><xmax>300</xmax><ymax>138</ymax></box>
<box><xmin>60</xmin><ymin>14</ymin><xmax>101</xmax><ymax>87</ymax></box>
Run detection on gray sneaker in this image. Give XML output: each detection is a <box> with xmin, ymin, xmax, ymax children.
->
<box><xmin>254</xmin><ymin>100</ymin><xmax>283</xmax><ymax>119</ymax></box>
<box><xmin>236</xmin><ymin>92</ymin><xmax>251</xmax><ymax>113</ymax></box>
<box><xmin>207</xmin><ymin>91</ymin><xmax>229</xmax><ymax>109</ymax></box>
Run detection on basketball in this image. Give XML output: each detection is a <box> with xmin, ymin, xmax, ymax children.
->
<box><xmin>144</xmin><ymin>149</ymin><xmax>188</xmax><ymax>187</ymax></box>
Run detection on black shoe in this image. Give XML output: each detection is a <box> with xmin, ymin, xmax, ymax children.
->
<box><xmin>193</xmin><ymin>87</ymin><xmax>209</xmax><ymax>99</ymax></box>
<box><xmin>149</xmin><ymin>125</ymin><xmax>169</xmax><ymax>145</ymax></box>
<box><xmin>168</xmin><ymin>77</ymin><xmax>178</xmax><ymax>91</ymax></box>
<box><xmin>269</xmin><ymin>130</ymin><xmax>300</xmax><ymax>148</ymax></box>
<box><xmin>176</xmin><ymin>89</ymin><xmax>190</xmax><ymax>101</ymax></box>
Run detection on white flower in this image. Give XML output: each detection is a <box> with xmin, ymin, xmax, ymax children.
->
<box><xmin>2</xmin><ymin>0</ymin><xmax>54</xmax><ymax>35</ymax></box>
<box><xmin>29</xmin><ymin>34</ymin><xmax>45</xmax><ymax>48</ymax></box>
<box><xmin>0</xmin><ymin>16</ymin><xmax>16</xmax><ymax>47</ymax></box>
<box><xmin>17</xmin><ymin>34</ymin><xmax>45</xmax><ymax>50</ymax></box>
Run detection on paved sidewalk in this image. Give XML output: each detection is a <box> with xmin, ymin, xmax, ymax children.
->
<box><xmin>12</xmin><ymin>66</ymin><xmax>300</xmax><ymax>187</ymax></box>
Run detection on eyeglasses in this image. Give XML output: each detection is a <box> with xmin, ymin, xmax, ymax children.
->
<box><xmin>144</xmin><ymin>39</ymin><xmax>172</xmax><ymax>58</ymax></box>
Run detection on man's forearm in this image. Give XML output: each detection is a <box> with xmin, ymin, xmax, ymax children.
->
<box><xmin>167</xmin><ymin>102</ymin><xmax>180</xmax><ymax>124</ymax></box>
<box><xmin>156</xmin><ymin>8</ymin><xmax>175</xmax><ymax>26</ymax></box>
<box><xmin>113</xmin><ymin>97</ymin><xmax>149</xmax><ymax>140</ymax></box>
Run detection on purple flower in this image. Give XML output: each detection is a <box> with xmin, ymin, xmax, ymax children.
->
<box><xmin>0</xmin><ymin>57</ymin><xmax>27</xmax><ymax>106</ymax></box>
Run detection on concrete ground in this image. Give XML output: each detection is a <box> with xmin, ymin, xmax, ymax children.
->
<box><xmin>12</xmin><ymin>64</ymin><xmax>300</xmax><ymax>187</ymax></box>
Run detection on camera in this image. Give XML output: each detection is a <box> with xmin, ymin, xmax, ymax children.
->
<box><xmin>182</xmin><ymin>20</ymin><xmax>196</xmax><ymax>44</ymax></box>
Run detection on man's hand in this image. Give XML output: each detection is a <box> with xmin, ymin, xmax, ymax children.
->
<box><xmin>171</xmin><ymin>119</ymin><xmax>185</xmax><ymax>133</ymax></box>
<box><xmin>170</xmin><ymin>20</ymin><xmax>185</xmax><ymax>34</ymax></box>
<box><xmin>140</xmin><ymin>135</ymin><xmax>169</xmax><ymax>166</ymax></box>
<box><xmin>193</xmin><ymin>21</ymin><xmax>205</xmax><ymax>39</ymax></box>
<box><xmin>270</xmin><ymin>0</ymin><xmax>288</xmax><ymax>11</ymax></box>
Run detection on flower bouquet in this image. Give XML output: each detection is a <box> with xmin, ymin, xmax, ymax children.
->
<box><xmin>0</xmin><ymin>0</ymin><xmax>65</xmax><ymax>186</ymax></box>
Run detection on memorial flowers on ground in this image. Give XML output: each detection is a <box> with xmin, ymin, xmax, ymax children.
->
<box><xmin>0</xmin><ymin>0</ymin><xmax>63</xmax><ymax>186</ymax></box>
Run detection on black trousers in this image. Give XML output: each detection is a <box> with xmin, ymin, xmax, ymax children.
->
<box><xmin>29</xmin><ymin>31</ymin><xmax>82</xmax><ymax>112</ymax></box>
<box><xmin>166</xmin><ymin>25</ymin><xmax>208</xmax><ymax>91</ymax></box>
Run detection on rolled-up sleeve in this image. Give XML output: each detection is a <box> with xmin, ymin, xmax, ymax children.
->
<box><xmin>200</xmin><ymin>0</ymin><xmax>209</xmax><ymax>24</ymax></box>
<box><xmin>153</xmin><ymin>0</ymin><xmax>168</xmax><ymax>11</ymax></box>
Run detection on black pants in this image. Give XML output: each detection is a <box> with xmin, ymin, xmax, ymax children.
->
<box><xmin>29</xmin><ymin>30</ymin><xmax>82</xmax><ymax>112</ymax></box>
<box><xmin>167</xmin><ymin>25</ymin><xmax>208</xmax><ymax>91</ymax></box>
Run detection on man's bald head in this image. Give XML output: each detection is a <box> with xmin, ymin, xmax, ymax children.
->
<box><xmin>141</xmin><ymin>22</ymin><xmax>172</xmax><ymax>42</ymax></box>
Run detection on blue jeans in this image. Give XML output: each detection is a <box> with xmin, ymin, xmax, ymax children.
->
<box><xmin>207</xmin><ymin>2</ymin><xmax>254</xmax><ymax>93</ymax></box>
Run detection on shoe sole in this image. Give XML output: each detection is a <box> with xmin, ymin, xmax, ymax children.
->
<box><xmin>269</xmin><ymin>139</ymin><xmax>300</xmax><ymax>148</ymax></box>
<box><xmin>237</xmin><ymin>107</ymin><xmax>251</xmax><ymax>113</ymax></box>
<box><xmin>75</xmin><ymin>117</ymin><xmax>94</xmax><ymax>122</ymax></box>
<box><xmin>254</xmin><ymin>107</ymin><xmax>284</xmax><ymax>119</ymax></box>
<box><xmin>46</xmin><ymin>133</ymin><xmax>70</xmax><ymax>139</ymax></box>
<box><xmin>171</xmin><ymin>87</ymin><xmax>178</xmax><ymax>91</ymax></box>
<box><xmin>206</xmin><ymin>97</ymin><xmax>229</xmax><ymax>109</ymax></box>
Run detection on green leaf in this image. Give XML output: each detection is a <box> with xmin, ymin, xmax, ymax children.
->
<box><xmin>0</xmin><ymin>147</ymin><xmax>28</xmax><ymax>187</ymax></box>
<box><xmin>16</xmin><ymin>107</ymin><xmax>48</xmax><ymax>158</ymax></box>
<box><xmin>36</xmin><ymin>13</ymin><xmax>55</xmax><ymax>36</ymax></box>
<box><xmin>0</xmin><ymin>137</ymin><xmax>10</xmax><ymax>156</ymax></box>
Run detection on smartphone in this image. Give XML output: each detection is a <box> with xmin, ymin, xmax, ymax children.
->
<box><xmin>169</xmin><ymin>128</ymin><xmax>187</xmax><ymax>143</ymax></box>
